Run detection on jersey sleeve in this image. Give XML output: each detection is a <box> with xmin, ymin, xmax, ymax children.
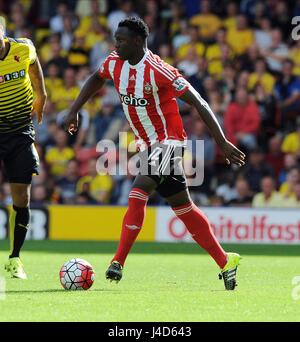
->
<box><xmin>22</xmin><ymin>38</ymin><xmax>37</xmax><ymax>65</ymax></box>
<box><xmin>155</xmin><ymin>60</ymin><xmax>190</xmax><ymax>97</ymax></box>
<box><xmin>98</xmin><ymin>52</ymin><xmax>116</xmax><ymax>80</ymax></box>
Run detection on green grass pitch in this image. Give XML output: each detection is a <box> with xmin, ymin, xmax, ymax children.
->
<box><xmin>0</xmin><ymin>240</ymin><xmax>299</xmax><ymax>322</ymax></box>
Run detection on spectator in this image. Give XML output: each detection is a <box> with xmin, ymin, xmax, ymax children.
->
<box><xmin>75</xmin><ymin>191</ymin><xmax>98</xmax><ymax>205</ymax></box>
<box><xmin>270</xmin><ymin>1</ymin><xmax>291</xmax><ymax>40</ymax></box>
<box><xmin>33</xmin><ymin>100</ymin><xmax>57</xmax><ymax>146</ymax></box>
<box><xmin>186</xmin><ymin>57</ymin><xmax>208</xmax><ymax>96</ymax></box>
<box><xmin>76</xmin><ymin>158</ymin><xmax>114</xmax><ymax>204</ymax></box>
<box><xmin>223</xmin><ymin>1</ymin><xmax>238</xmax><ymax>30</ymax></box>
<box><xmin>172</xmin><ymin>19</ymin><xmax>190</xmax><ymax>51</ymax></box>
<box><xmin>251</xmin><ymin>2</ymin><xmax>267</xmax><ymax>28</ymax></box>
<box><xmin>236</xmin><ymin>71</ymin><xmax>250</xmax><ymax>89</ymax></box>
<box><xmin>177</xmin><ymin>48</ymin><xmax>199</xmax><ymax>77</ymax></box>
<box><xmin>220</xmin><ymin>62</ymin><xmax>237</xmax><ymax>103</ymax></box>
<box><xmin>143</xmin><ymin>14</ymin><xmax>163</xmax><ymax>54</ymax></box>
<box><xmin>107</xmin><ymin>0</ymin><xmax>136</xmax><ymax>34</ymax></box>
<box><xmin>31</xmin><ymin>184</ymin><xmax>49</xmax><ymax>206</ymax></box>
<box><xmin>226</xmin><ymin>15</ymin><xmax>254</xmax><ymax>55</ymax></box>
<box><xmin>89</xmin><ymin>38</ymin><xmax>111</xmax><ymax>71</ymax></box>
<box><xmin>237</xmin><ymin>44</ymin><xmax>260</xmax><ymax>73</ymax></box>
<box><xmin>189</xmin><ymin>0</ymin><xmax>221</xmax><ymax>42</ymax></box>
<box><xmin>45</xmin><ymin>129</ymin><xmax>75</xmax><ymax>177</ymax></box>
<box><xmin>51</xmin><ymin>67</ymin><xmax>80</xmax><ymax>112</ymax></box>
<box><xmin>42</xmin><ymin>34</ymin><xmax>68</xmax><ymax>72</ymax></box>
<box><xmin>0</xmin><ymin>188</ymin><xmax>6</xmax><ymax>206</ymax></box>
<box><xmin>55</xmin><ymin>159</ymin><xmax>80</xmax><ymax>204</ymax></box>
<box><xmin>261</xmin><ymin>28</ymin><xmax>289</xmax><ymax>73</ymax></box>
<box><xmin>176</xmin><ymin>25</ymin><xmax>205</xmax><ymax>62</ymax></box>
<box><xmin>158</xmin><ymin>44</ymin><xmax>173</xmax><ymax>66</ymax></box>
<box><xmin>60</xmin><ymin>13</ymin><xmax>76</xmax><ymax>51</ymax></box>
<box><xmin>76</xmin><ymin>65</ymin><xmax>92</xmax><ymax>89</ymax></box>
<box><xmin>215</xmin><ymin>171</ymin><xmax>237</xmax><ymax>203</ymax></box>
<box><xmin>279</xmin><ymin>167</ymin><xmax>300</xmax><ymax>200</ymax></box>
<box><xmin>243</xmin><ymin>148</ymin><xmax>274</xmax><ymax>192</ymax></box>
<box><xmin>274</xmin><ymin>59</ymin><xmax>300</xmax><ymax>132</ymax></box>
<box><xmin>75</xmin><ymin>146</ymin><xmax>100</xmax><ymax>177</ymax></box>
<box><xmin>281</xmin><ymin>121</ymin><xmax>300</xmax><ymax>156</ymax></box>
<box><xmin>284</xmin><ymin>182</ymin><xmax>300</xmax><ymax>207</ymax></box>
<box><xmin>67</xmin><ymin>31</ymin><xmax>90</xmax><ymax>68</ymax></box>
<box><xmin>75</xmin><ymin>0</ymin><xmax>107</xmax><ymax>18</ymax></box>
<box><xmin>254</xmin><ymin>17</ymin><xmax>272</xmax><ymax>50</ymax></box>
<box><xmin>168</xmin><ymin>2</ymin><xmax>186</xmax><ymax>39</ymax></box>
<box><xmin>252</xmin><ymin>176</ymin><xmax>284</xmax><ymax>207</ymax></box>
<box><xmin>205</xmin><ymin>27</ymin><xmax>235</xmax><ymax>78</ymax></box>
<box><xmin>76</xmin><ymin>0</ymin><xmax>107</xmax><ymax>36</ymax></box>
<box><xmin>227</xmin><ymin>178</ymin><xmax>253</xmax><ymax>207</ymax></box>
<box><xmin>8</xmin><ymin>2</ymin><xmax>27</xmax><ymax>38</ymax></box>
<box><xmin>253</xmin><ymin>83</ymin><xmax>277</xmax><ymax>139</ymax></box>
<box><xmin>49</xmin><ymin>2</ymin><xmax>69</xmax><ymax>33</ymax></box>
<box><xmin>265</xmin><ymin>135</ymin><xmax>284</xmax><ymax>180</ymax></box>
<box><xmin>248</xmin><ymin>58</ymin><xmax>275</xmax><ymax>94</ymax></box>
<box><xmin>278</xmin><ymin>153</ymin><xmax>298</xmax><ymax>185</ymax></box>
<box><xmin>94</xmin><ymin>104</ymin><xmax>117</xmax><ymax>142</ymax></box>
<box><xmin>289</xmin><ymin>39</ymin><xmax>300</xmax><ymax>76</ymax></box>
<box><xmin>44</xmin><ymin>62</ymin><xmax>63</xmax><ymax>100</ymax></box>
<box><xmin>1</xmin><ymin>182</ymin><xmax>13</xmax><ymax>205</ymax></box>
<box><xmin>224</xmin><ymin>88</ymin><xmax>261</xmax><ymax>151</ymax></box>
<box><xmin>86</xmin><ymin>19</ymin><xmax>109</xmax><ymax>51</ymax></box>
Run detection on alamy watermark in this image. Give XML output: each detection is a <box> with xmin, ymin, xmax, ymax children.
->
<box><xmin>291</xmin><ymin>276</ymin><xmax>300</xmax><ymax>301</ymax></box>
<box><xmin>0</xmin><ymin>276</ymin><xmax>6</xmax><ymax>300</ymax></box>
<box><xmin>95</xmin><ymin>132</ymin><xmax>205</xmax><ymax>186</ymax></box>
<box><xmin>291</xmin><ymin>17</ymin><xmax>300</xmax><ymax>40</ymax></box>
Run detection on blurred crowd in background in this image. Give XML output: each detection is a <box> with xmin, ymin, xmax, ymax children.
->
<box><xmin>1</xmin><ymin>0</ymin><xmax>300</xmax><ymax>208</ymax></box>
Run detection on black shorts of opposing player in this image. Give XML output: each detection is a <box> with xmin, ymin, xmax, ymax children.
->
<box><xmin>138</xmin><ymin>142</ymin><xmax>187</xmax><ymax>198</ymax></box>
<box><xmin>0</xmin><ymin>125</ymin><xmax>39</xmax><ymax>184</ymax></box>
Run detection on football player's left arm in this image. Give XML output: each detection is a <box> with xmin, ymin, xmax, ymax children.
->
<box><xmin>29</xmin><ymin>57</ymin><xmax>47</xmax><ymax>124</ymax></box>
<box><xmin>179</xmin><ymin>86</ymin><xmax>245</xmax><ymax>167</ymax></box>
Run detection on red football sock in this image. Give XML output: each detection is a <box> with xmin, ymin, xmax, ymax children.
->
<box><xmin>172</xmin><ymin>202</ymin><xmax>227</xmax><ymax>268</ymax></box>
<box><xmin>112</xmin><ymin>188</ymin><xmax>148</xmax><ymax>266</ymax></box>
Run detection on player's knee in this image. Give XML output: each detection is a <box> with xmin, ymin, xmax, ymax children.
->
<box><xmin>167</xmin><ymin>189</ymin><xmax>192</xmax><ymax>208</ymax></box>
<box><xmin>13</xmin><ymin>191</ymin><xmax>30</xmax><ymax>208</ymax></box>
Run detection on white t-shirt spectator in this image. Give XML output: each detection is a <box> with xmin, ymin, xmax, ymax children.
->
<box><xmin>266</xmin><ymin>44</ymin><xmax>289</xmax><ymax>72</ymax></box>
<box><xmin>255</xmin><ymin>29</ymin><xmax>272</xmax><ymax>50</ymax></box>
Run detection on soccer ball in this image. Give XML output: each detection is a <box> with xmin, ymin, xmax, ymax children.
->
<box><xmin>59</xmin><ymin>258</ymin><xmax>95</xmax><ymax>290</ymax></box>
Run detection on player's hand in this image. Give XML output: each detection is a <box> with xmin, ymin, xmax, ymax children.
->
<box><xmin>65</xmin><ymin>112</ymin><xmax>78</xmax><ymax>135</ymax></box>
<box><xmin>220</xmin><ymin>139</ymin><xmax>246</xmax><ymax>167</ymax></box>
<box><xmin>31</xmin><ymin>95</ymin><xmax>46</xmax><ymax>124</ymax></box>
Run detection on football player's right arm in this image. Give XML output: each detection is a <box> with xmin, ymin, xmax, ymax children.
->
<box><xmin>65</xmin><ymin>71</ymin><xmax>105</xmax><ymax>135</ymax></box>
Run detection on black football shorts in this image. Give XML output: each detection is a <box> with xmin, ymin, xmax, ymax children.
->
<box><xmin>138</xmin><ymin>142</ymin><xmax>187</xmax><ymax>198</ymax></box>
<box><xmin>0</xmin><ymin>125</ymin><xmax>39</xmax><ymax>184</ymax></box>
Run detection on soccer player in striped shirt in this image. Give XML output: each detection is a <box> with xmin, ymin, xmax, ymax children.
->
<box><xmin>66</xmin><ymin>17</ymin><xmax>245</xmax><ymax>290</ymax></box>
<box><xmin>0</xmin><ymin>22</ymin><xmax>47</xmax><ymax>278</ymax></box>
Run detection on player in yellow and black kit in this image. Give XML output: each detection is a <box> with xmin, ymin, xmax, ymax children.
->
<box><xmin>0</xmin><ymin>22</ymin><xmax>47</xmax><ymax>278</ymax></box>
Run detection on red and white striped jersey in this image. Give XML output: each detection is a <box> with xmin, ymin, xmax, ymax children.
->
<box><xmin>98</xmin><ymin>49</ymin><xmax>190</xmax><ymax>150</ymax></box>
